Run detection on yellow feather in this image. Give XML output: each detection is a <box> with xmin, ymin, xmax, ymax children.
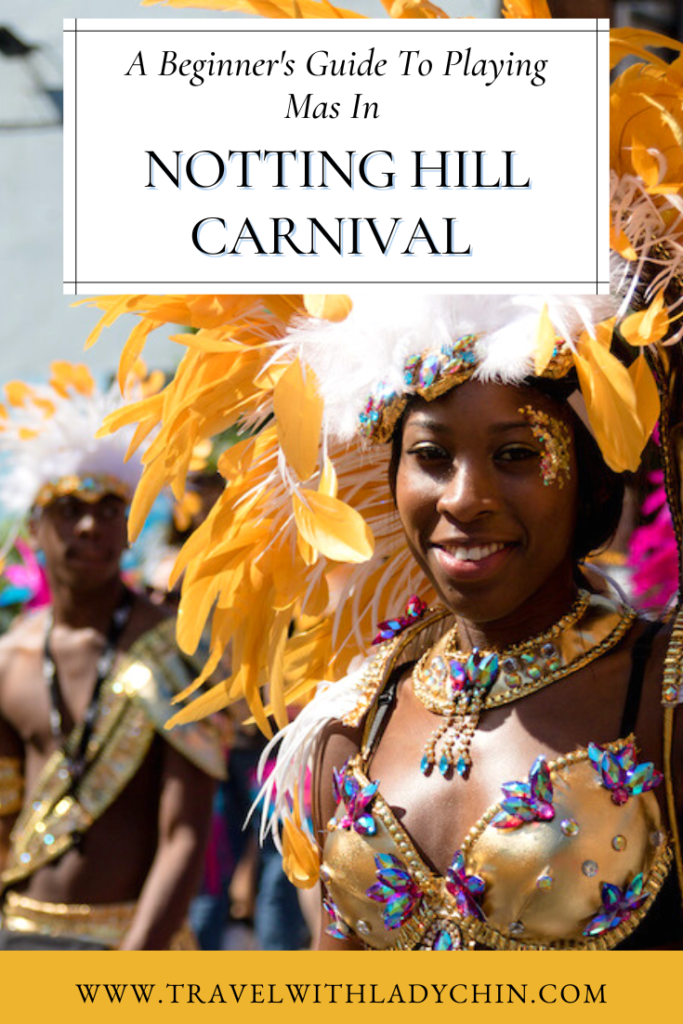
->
<box><xmin>573</xmin><ymin>339</ymin><xmax>645</xmax><ymax>472</ymax></box>
<box><xmin>303</xmin><ymin>294</ymin><xmax>353</xmax><ymax>322</ymax></box>
<box><xmin>293</xmin><ymin>489</ymin><xmax>374</xmax><ymax>563</ymax></box>
<box><xmin>534</xmin><ymin>304</ymin><xmax>557</xmax><ymax>376</ymax></box>
<box><xmin>620</xmin><ymin>291</ymin><xmax>670</xmax><ymax>346</ymax></box>
<box><xmin>282</xmin><ymin>817</ymin><xmax>320</xmax><ymax>889</ymax></box>
<box><xmin>273</xmin><ymin>358</ymin><xmax>323</xmax><ymax>481</ymax></box>
<box><xmin>319</xmin><ymin>455</ymin><xmax>339</xmax><ymax>498</ymax></box>
<box><xmin>127</xmin><ymin>455</ymin><xmax>170</xmax><ymax>540</ymax></box>
<box><xmin>628</xmin><ymin>353</ymin><xmax>661</xmax><ymax>444</ymax></box>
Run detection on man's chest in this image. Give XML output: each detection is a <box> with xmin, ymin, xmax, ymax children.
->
<box><xmin>0</xmin><ymin>645</ymin><xmax>102</xmax><ymax>752</ymax></box>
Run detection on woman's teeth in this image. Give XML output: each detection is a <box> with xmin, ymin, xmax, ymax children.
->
<box><xmin>446</xmin><ymin>542</ymin><xmax>506</xmax><ymax>563</ymax></box>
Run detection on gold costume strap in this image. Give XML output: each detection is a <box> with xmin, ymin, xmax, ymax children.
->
<box><xmin>1</xmin><ymin>684</ymin><xmax>156</xmax><ymax>888</ymax></box>
<box><xmin>1</xmin><ymin>892</ymin><xmax>197</xmax><ymax>950</ymax></box>
<box><xmin>0</xmin><ymin>758</ymin><xmax>23</xmax><ymax>818</ymax></box>
<box><xmin>2</xmin><ymin>621</ymin><xmax>225</xmax><ymax>891</ymax></box>
<box><xmin>343</xmin><ymin>607</ymin><xmax>451</xmax><ymax>733</ymax></box>
<box><xmin>120</xmin><ymin>619</ymin><xmax>226</xmax><ymax>781</ymax></box>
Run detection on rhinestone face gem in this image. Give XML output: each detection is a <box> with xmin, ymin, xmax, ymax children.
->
<box><xmin>651</xmin><ymin>830</ymin><xmax>665</xmax><ymax>848</ymax></box>
<box><xmin>536</xmin><ymin>874</ymin><xmax>554</xmax><ymax>890</ymax></box>
<box><xmin>20</xmin><ymin>853</ymin><xmax>31</xmax><ymax>863</ymax></box>
<box><xmin>356</xmin><ymin>919</ymin><xmax>371</xmax><ymax>936</ymax></box>
<box><xmin>541</xmin><ymin>643</ymin><xmax>557</xmax><ymax>658</ymax></box>
<box><xmin>582</xmin><ymin>860</ymin><xmax>598</xmax><ymax>877</ymax></box>
<box><xmin>561</xmin><ymin>818</ymin><xmax>579</xmax><ymax>837</ymax></box>
<box><xmin>612</xmin><ymin>835</ymin><xmax>627</xmax><ymax>852</ymax></box>
<box><xmin>509</xmin><ymin>921</ymin><xmax>525</xmax><ymax>936</ymax></box>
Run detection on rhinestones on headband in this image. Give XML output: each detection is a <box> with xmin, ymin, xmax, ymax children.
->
<box><xmin>358</xmin><ymin>334</ymin><xmax>480</xmax><ymax>443</ymax></box>
<box><xmin>34</xmin><ymin>473</ymin><xmax>131</xmax><ymax>509</ymax></box>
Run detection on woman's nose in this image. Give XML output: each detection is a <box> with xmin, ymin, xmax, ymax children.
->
<box><xmin>74</xmin><ymin>511</ymin><xmax>97</xmax><ymax>534</ymax></box>
<box><xmin>436</xmin><ymin>459</ymin><xmax>500</xmax><ymax>522</ymax></box>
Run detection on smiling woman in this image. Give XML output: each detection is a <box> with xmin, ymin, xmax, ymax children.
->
<box><xmin>87</xmin><ymin>288</ymin><xmax>683</xmax><ymax>952</ymax></box>
<box><xmin>264</xmin><ymin>294</ymin><xmax>680</xmax><ymax>951</ymax></box>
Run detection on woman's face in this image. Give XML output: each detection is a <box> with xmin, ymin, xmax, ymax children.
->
<box><xmin>395</xmin><ymin>379</ymin><xmax>579</xmax><ymax>627</ymax></box>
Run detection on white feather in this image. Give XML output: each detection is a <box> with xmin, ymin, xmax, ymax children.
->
<box><xmin>287</xmin><ymin>294</ymin><xmax>618</xmax><ymax>443</ymax></box>
<box><xmin>0</xmin><ymin>382</ymin><xmax>149</xmax><ymax>516</ymax></box>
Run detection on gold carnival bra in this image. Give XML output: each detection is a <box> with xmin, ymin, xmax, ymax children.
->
<box><xmin>319</xmin><ymin>598</ymin><xmax>674</xmax><ymax>950</ymax></box>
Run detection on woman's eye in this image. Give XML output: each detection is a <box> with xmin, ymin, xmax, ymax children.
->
<box><xmin>496</xmin><ymin>444</ymin><xmax>539</xmax><ymax>463</ymax></box>
<box><xmin>407</xmin><ymin>443</ymin><xmax>450</xmax><ymax>462</ymax></box>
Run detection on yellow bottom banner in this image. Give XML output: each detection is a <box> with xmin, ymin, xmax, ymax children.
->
<box><xmin>0</xmin><ymin>950</ymin><xmax>678</xmax><ymax>1024</ymax></box>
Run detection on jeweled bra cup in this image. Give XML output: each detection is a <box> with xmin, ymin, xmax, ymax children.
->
<box><xmin>322</xmin><ymin>751</ymin><xmax>671</xmax><ymax>950</ymax></box>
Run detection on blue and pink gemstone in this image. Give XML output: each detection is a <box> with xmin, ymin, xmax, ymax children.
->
<box><xmin>491</xmin><ymin>756</ymin><xmax>555</xmax><ymax>829</ymax></box>
<box><xmin>372</xmin><ymin>595</ymin><xmax>428</xmax><ymax>645</ymax></box>
<box><xmin>445</xmin><ymin>851</ymin><xmax>486</xmax><ymax>920</ymax></box>
<box><xmin>588</xmin><ymin>742</ymin><xmax>662</xmax><ymax>805</ymax></box>
<box><xmin>332</xmin><ymin>766</ymin><xmax>379</xmax><ymax>836</ymax></box>
<box><xmin>366</xmin><ymin>853</ymin><xmax>422</xmax><ymax>930</ymax></box>
<box><xmin>583</xmin><ymin>873</ymin><xmax>649</xmax><ymax>936</ymax></box>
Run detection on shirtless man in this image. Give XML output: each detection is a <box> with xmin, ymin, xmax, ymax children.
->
<box><xmin>0</xmin><ymin>368</ymin><xmax>225</xmax><ymax>950</ymax></box>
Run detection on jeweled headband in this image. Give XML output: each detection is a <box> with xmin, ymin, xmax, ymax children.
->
<box><xmin>358</xmin><ymin>330</ymin><xmax>575</xmax><ymax>444</ymax></box>
<box><xmin>34</xmin><ymin>473</ymin><xmax>132</xmax><ymax>510</ymax></box>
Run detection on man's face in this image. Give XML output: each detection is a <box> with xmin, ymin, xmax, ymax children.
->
<box><xmin>31</xmin><ymin>493</ymin><xmax>128</xmax><ymax>593</ymax></box>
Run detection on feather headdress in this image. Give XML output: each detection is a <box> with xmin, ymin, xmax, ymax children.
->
<box><xmin>80</xmin><ymin>291</ymin><xmax>663</xmax><ymax>746</ymax></box>
<box><xmin>0</xmin><ymin>361</ymin><xmax>157</xmax><ymax>522</ymax></box>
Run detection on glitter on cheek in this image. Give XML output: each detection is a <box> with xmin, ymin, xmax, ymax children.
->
<box><xmin>518</xmin><ymin>405</ymin><xmax>572</xmax><ymax>488</ymax></box>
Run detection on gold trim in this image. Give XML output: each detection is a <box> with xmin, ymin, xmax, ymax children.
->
<box><xmin>663</xmin><ymin>706</ymin><xmax>683</xmax><ymax>912</ymax></box>
<box><xmin>342</xmin><ymin>606</ymin><xmax>451</xmax><ymax>732</ymax></box>
<box><xmin>35</xmin><ymin>473</ymin><xmax>131</xmax><ymax>509</ymax></box>
<box><xmin>1</xmin><ymin>892</ymin><xmax>198</xmax><ymax>950</ymax></box>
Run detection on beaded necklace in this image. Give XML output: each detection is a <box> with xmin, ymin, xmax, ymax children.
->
<box><xmin>43</xmin><ymin>587</ymin><xmax>135</xmax><ymax>794</ymax></box>
<box><xmin>413</xmin><ymin>590</ymin><xmax>637</xmax><ymax>778</ymax></box>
